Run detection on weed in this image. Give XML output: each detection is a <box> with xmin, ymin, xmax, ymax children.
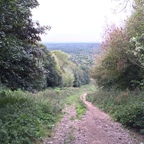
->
<box><xmin>75</xmin><ymin>100</ymin><xmax>87</xmax><ymax>119</ymax></box>
<box><xmin>87</xmin><ymin>89</ymin><xmax>144</xmax><ymax>133</ymax></box>
<box><xmin>0</xmin><ymin>88</ymin><xmax>70</xmax><ymax>144</ymax></box>
<box><xmin>0</xmin><ymin>82</ymin><xmax>96</xmax><ymax>143</ymax></box>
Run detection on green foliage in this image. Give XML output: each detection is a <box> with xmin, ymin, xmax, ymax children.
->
<box><xmin>0</xmin><ymin>0</ymin><xmax>50</xmax><ymax>91</ymax></box>
<box><xmin>0</xmin><ymin>0</ymin><xmax>49</xmax><ymax>44</ymax></box>
<box><xmin>51</xmin><ymin>50</ymin><xmax>75</xmax><ymax>87</ymax></box>
<box><xmin>51</xmin><ymin>50</ymin><xmax>70</xmax><ymax>68</ymax></box>
<box><xmin>126</xmin><ymin>0</ymin><xmax>144</xmax><ymax>37</ymax></box>
<box><xmin>66</xmin><ymin>93</ymin><xmax>83</xmax><ymax>105</ymax></box>
<box><xmin>0</xmin><ymin>87</ymin><xmax>75</xmax><ymax>144</ymax></box>
<box><xmin>46</xmin><ymin>43</ymin><xmax>99</xmax><ymax>87</ymax></box>
<box><xmin>130</xmin><ymin>34</ymin><xmax>144</xmax><ymax>67</ymax></box>
<box><xmin>66</xmin><ymin>81</ymin><xmax>96</xmax><ymax>105</ymax></box>
<box><xmin>0</xmin><ymin>81</ymin><xmax>96</xmax><ymax>143</ymax></box>
<box><xmin>75</xmin><ymin>100</ymin><xmax>86</xmax><ymax>119</ymax></box>
<box><xmin>0</xmin><ymin>90</ymin><xmax>56</xmax><ymax>143</ymax></box>
<box><xmin>62</xmin><ymin>71</ymin><xmax>74</xmax><ymax>87</ymax></box>
<box><xmin>73</xmin><ymin>66</ymin><xmax>90</xmax><ymax>87</ymax></box>
<box><xmin>73</xmin><ymin>70</ymin><xmax>81</xmax><ymax>87</ymax></box>
<box><xmin>91</xmin><ymin>24</ymin><xmax>144</xmax><ymax>90</ymax></box>
<box><xmin>91</xmin><ymin>0</ymin><xmax>144</xmax><ymax>90</ymax></box>
<box><xmin>87</xmin><ymin>89</ymin><xmax>144</xmax><ymax>133</ymax></box>
<box><xmin>0</xmin><ymin>38</ymin><xmax>43</xmax><ymax>90</ymax></box>
<box><xmin>115</xmin><ymin>103</ymin><xmax>144</xmax><ymax>133</ymax></box>
<box><xmin>0</xmin><ymin>42</ymin><xmax>64</xmax><ymax>91</ymax></box>
<box><xmin>39</xmin><ymin>45</ymin><xmax>63</xmax><ymax>88</ymax></box>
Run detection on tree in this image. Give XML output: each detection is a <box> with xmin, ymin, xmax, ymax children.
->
<box><xmin>51</xmin><ymin>50</ymin><xmax>70</xmax><ymax>70</ymax></box>
<box><xmin>0</xmin><ymin>0</ymin><xmax>50</xmax><ymax>44</ymax></box>
<box><xmin>51</xmin><ymin>50</ymin><xmax>75</xmax><ymax>87</ymax></box>
<box><xmin>73</xmin><ymin>70</ymin><xmax>81</xmax><ymax>87</ymax></box>
<box><xmin>125</xmin><ymin>0</ymin><xmax>144</xmax><ymax>37</ymax></box>
<box><xmin>0</xmin><ymin>0</ymin><xmax>50</xmax><ymax>90</ymax></box>
<box><xmin>91</xmin><ymin>0</ymin><xmax>144</xmax><ymax>90</ymax></box>
<box><xmin>91</xmin><ymin>24</ymin><xmax>143</xmax><ymax>90</ymax></box>
<box><xmin>39</xmin><ymin>45</ymin><xmax>63</xmax><ymax>87</ymax></box>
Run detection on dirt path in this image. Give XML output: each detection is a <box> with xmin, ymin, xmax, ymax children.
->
<box><xmin>44</xmin><ymin>93</ymin><xmax>144</xmax><ymax>144</ymax></box>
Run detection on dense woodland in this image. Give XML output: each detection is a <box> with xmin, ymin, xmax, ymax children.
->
<box><xmin>45</xmin><ymin>43</ymin><xmax>100</xmax><ymax>67</ymax></box>
<box><xmin>45</xmin><ymin>43</ymin><xmax>100</xmax><ymax>87</ymax></box>
<box><xmin>0</xmin><ymin>0</ymin><xmax>144</xmax><ymax>143</ymax></box>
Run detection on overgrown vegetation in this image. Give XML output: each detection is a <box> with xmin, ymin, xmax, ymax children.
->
<box><xmin>87</xmin><ymin>89</ymin><xmax>144</xmax><ymax>133</ymax></box>
<box><xmin>91</xmin><ymin>0</ymin><xmax>144</xmax><ymax>90</ymax></box>
<box><xmin>90</xmin><ymin>0</ymin><xmax>144</xmax><ymax>134</ymax></box>
<box><xmin>1</xmin><ymin>0</ymin><xmax>144</xmax><ymax>143</ymax></box>
<box><xmin>0</xmin><ymin>0</ymin><xmax>51</xmax><ymax>91</ymax></box>
<box><xmin>0</xmin><ymin>82</ymin><xmax>95</xmax><ymax>144</ymax></box>
<box><xmin>0</xmin><ymin>89</ymin><xmax>65</xmax><ymax>144</ymax></box>
<box><xmin>66</xmin><ymin>81</ymin><xmax>95</xmax><ymax>119</ymax></box>
<box><xmin>0</xmin><ymin>88</ymin><xmax>72</xmax><ymax>143</ymax></box>
<box><xmin>75</xmin><ymin>100</ymin><xmax>87</xmax><ymax>119</ymax></box>
<box><xmin>0</xmin><ymin>0</ymin><xmax>98</xmax><ymax>91</ymax></box>
<box><xmin>46</xmin><ymin>43</ymin><xmax>100</xmax><ymax>87</ymax></box>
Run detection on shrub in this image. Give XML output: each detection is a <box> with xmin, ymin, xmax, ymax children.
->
<box><xmin>114</xmin><ymin>103</ymin><xmax>144</xmax><ymax>132</ymax></box>
<box><xmin>87</xmin><ymin>89</ymin><xmax>144</xmax><ymax>133</ymax></box>
<box><xmin>0</xmin><ymin>89</ymin><xmax>61</xmax><ymax>144</ymax></box>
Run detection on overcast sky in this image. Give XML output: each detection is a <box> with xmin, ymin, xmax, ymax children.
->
<box><xmin>32</xmin><ymin>0</ymin><xmax>131</xmax><ymax>43</ymax></box>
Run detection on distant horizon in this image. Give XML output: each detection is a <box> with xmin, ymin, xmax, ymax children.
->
<box><xmin>42</xmin><ymin>41</ymin><xmax>101</xmax><ymax>44</ymax></box>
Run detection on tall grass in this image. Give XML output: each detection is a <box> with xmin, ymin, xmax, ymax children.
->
<box><xmin>87</xmin><ymin>89</ymin><xmax>144</xmax><ymax>134</ymax></box>
<box><xmin>66</xmin><ymin>81</ymin><xmax>96</xmax><ymax>118</ymax></box>
<box><xmin>0</xmin><ymin>81</ymin><xmax>96</xmax><ymax>144</ymax></box>
<box><xmin>0</xmin><ymin>87</ymin><xmax>77</xmax><ymax>144</ymax></box>
<box><xmin>0</xmin><ymin>82</ymin><xmax>96</xmax><ymax>144</ymax></box>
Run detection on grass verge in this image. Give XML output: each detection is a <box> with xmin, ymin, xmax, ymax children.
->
<box><xmin>66</xmin><ymin>81</ymin><xmax>96</xmax><ymax>119</ymax></box>
<box><xmin>75</xmin><ymin>99</ymin><xmax>87</xmax><ymax>119</ymax></box>
<box><xmin>0</xmin><ymin>87</ymin><xmax>76</xmax><ymax>144</ymax></box>
<box><xmin>87</xmin><ymin>89</ymin><xmax>144</xmax><ymax>134</ymax></box>
<box><xmin>0</xmin><ymin>81</ymin><xmax>96</xmax><ymax>143</ymax></box>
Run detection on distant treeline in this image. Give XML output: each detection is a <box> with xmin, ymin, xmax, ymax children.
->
<box><xmin>45</xmin><ymin>43</ymin><xmax>101</xmax><ymax>68</ymax></box>
<box><xmin>44</xmin><ymin>43</ymin><xmax>101</xmax><ymax>53</ymax></box>
<box><xmin>44</xmin><ymin>43</ymin><xmax>101</xmax><ymax>87</ymax></box>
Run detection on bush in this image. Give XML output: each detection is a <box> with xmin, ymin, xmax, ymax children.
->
<box><xmin>0</xmin><ymin>89</ymin><xmax>62</xmax><ymax>144</ymax></box>
<box><xmin>87</xmin><ymin>89</ymin><xmax>144</xmax><ymax>133</ymax></box>
<box><xmin>0</xmin><ymin>83</ymin><xmax>96</xmax><ymax>143</ymax></box>
<box><xmin>114</xmin><ymin>103</ymin><xmax>144</xmax><ymax>133</ymax></box>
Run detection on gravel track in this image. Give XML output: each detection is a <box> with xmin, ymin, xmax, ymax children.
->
<box><xmin>44</xmin><ymin>93</ymin><xmax>144</xmax><ymax>144</ymax></box>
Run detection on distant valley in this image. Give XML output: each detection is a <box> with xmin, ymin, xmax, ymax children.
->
<box><xmin>43</xmin><ymin>43</ymin><xmax>101</xmax><ymax>68</ymax></box>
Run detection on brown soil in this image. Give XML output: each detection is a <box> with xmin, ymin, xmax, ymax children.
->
<box><xmin>44</xmin><ymin>93</ymin><xmax>144</xmax><ymax>144</ymax></box>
